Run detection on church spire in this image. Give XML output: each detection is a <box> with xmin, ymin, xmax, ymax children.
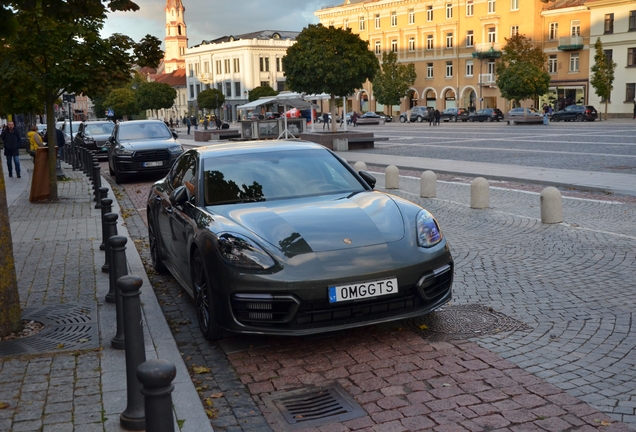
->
<box><xmin>163</xmin><ymin>0</ymin><xmax>187</xmax><ymax>73</ymax></box>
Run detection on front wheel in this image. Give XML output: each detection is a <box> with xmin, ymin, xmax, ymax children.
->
<box><xmin>487</xmin><ymin>117</ymin><xmax>494</xmax><ymax>122</ymax></box>
<box><xmin>114</xmin><ymin>167</ymin><xmax>126</xmax><ymax>184</ymax></box>
<box><xmin>416</xmin><ymin>116</ymin><xmax>423</xmax><ymax>123</ymax></box>
<box><xmin>191</xmin><ymin>249</ymin><xmax>222</xmax><ymax>340</ymax></box>
<box><xmin>451</xmin><ymin>116</ymin><xmax>457</xmax><ymax>122</ymax></box>
<box><xmin>400</xmin><ymin>116</ymin><xmax>406</xmax><ymax>123</ymax></box>
<box><xmin>576</xmin><ymin>114</ymin><xmax>584</xmax><ymax>122</ymax></box>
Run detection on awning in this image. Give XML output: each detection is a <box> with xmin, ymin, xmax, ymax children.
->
<box><xmin>236</xmin><ymin>92</ymin><xmax>316</xmax><ymax>111</ymax></box>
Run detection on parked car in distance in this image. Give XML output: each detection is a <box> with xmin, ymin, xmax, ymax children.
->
<box><xmin>508</xmin><ymin>107</ymin><xmax>542</xmax><ymax>118</ymax></box>
<box><xmin>146</xmin><ymin>140</ymin><xmax>454</xmax><ymax>340</ymax></box>
<box><xmin>74</xmin><ymin>121</ymin><xmax>115</xmax><ymax>159</ymax></box>
<box><xmin>550</xmin><ymin>105</ymin><xmax>597</xmax><ymax>122</ymax></box>
<box><xmin>399</xmin><ymin>106</ymin><xmax>431</xmax><ymax>123</ymax></box>
<box><xmin>468</xmin><ymin>108</ymin><xmax>504</xmax><ymax>122</ymax></box>
<box><xmin>356</xmin><ymin>111</ymin><xmax>384</xmax><ymax>125</ymax></box>
<box><xmin>106</xmin><ymin>120</ymin><xmax>184</xmax><ymax>184</ymax></box>
<box><xmin>439</xmin><ymin>108</ymin><xmax>470</xmax><ymax>122</ymax></box>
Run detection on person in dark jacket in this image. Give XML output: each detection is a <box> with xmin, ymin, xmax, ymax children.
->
<box><xmin>1</xmin><ymin>121</ymin><xmax>22</xmax><ymax>178</ymax></box>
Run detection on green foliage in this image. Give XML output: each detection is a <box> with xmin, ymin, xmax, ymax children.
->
<box><xmin>136</xmin><ymin>81</ymin><xmax>177</xmax><ymax>112</ymax></box>
<box><xmin>496</xmin><ymin>34</ymin><xmax>549</xmax><ymax>105</ymax></box>
<box><xmin>197</xmin><ymin>88</ymin><xmax>225</xmax><ymax>111</ymax></box>
<box><xmin>372</xmin><ymin>51</ymin><xmax>416</xmax><ymax>114</ymax></box>
<box><xmin>134</xmin><ymin>34</ymin><xmax>164</xmax><ymax>69</ymax></box>
<box><xmin>104</xmin><ymin>88</ymin><xmax>138</xmax><ymax>117</ymax></box>
<box><xmin>590</xmin><ymin>38</ymin><xmax>616</xmax><ymax>120</ymax></box>
<box><xmin>283</xmin><ymin>24</ymin><xmax>379</xmax><ymax>98</ymax></box>
<box><xmin>248</xmin><ymin>86</ymin><xmax>278</xmax><ymax>102</ymax></box>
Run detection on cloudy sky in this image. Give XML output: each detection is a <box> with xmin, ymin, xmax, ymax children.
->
<box><xmin>102</xmin><ymin>0</ymin><xmax>336</xmax><ymax>47</ymax></box>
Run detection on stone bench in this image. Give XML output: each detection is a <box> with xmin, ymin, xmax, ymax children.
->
<box><xmin>194</xmin><ymin>129</ymin><xmax>241</xmax><ymax>142</ymax></box>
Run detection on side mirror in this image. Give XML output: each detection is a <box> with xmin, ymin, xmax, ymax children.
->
<box><xmin>172</xmin><ymin>131</ymin><xmax>178</xmax><ymax>139</ymax></box>
<box><xmin>359</xmin><ymin>170</ymin><xmax>376</xmax><ymax>189</ymax></box>
<box><xmin>169</xmin><ymin>185</ymin><xmax>188</xmax><ymax>207</ymax></box>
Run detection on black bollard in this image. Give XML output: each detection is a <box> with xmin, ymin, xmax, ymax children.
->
<box><xmin>109</xmin><ymin>236</ymin><xmax>128</xmax><ymax>349</ymax></box>
<box><xmin>102</xmin><ymin>212</ymin><xmax>118</xmax><ymax>274</ymax></box>
<box><xmin>138</xmin><ymin>359</ymin><xmax>176</xmax><ymax>432</ymax></box>
<box><xmin>119</xmin><ymin>275</ymin><xmax>147</xmax><ymax>431</ymax></box>
<box><xmin>93</xmin><ymin>163</ymin><xmax>102</xmax><ymax>207</ymax></box>
<box><xmin>72</xmin><ymin>140</ymin><xmax>78</xmax><ymax>171</ymax></box>
<box><xmin>99</xmin><ymin>197</ymin><xmax>112</xmax><ymax>251</ymax></box>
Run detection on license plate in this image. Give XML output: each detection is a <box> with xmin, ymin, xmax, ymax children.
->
<box><xmin>328</xmin><ymin>277</ymin><xmax>398</xmax><ymax>303</ymax></box>
<box><xmin>101</xmin><ymin>147</ymin><xmax>107</xmax><ymax>151</ymax></box>
<box><xmin>143</xmin><ymin>161</ymin><xmax>163</xmax><ymax>167</ymax></box>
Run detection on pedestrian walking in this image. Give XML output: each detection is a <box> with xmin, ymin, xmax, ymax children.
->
<box><xmin>192</xmin><ymin>115</ymin><xmax>198</xmax><ymax>130</ymax></box>
<box><xmin>428</xmin><ymin>109</ymin><xmax>433</xmax><ymax>126</ymax></box>
<box><xmin>352</xmin><ymin>111</ymin><xmax>359</xmax><ymax>127</ymax></box>
<box><xmin>1</xmin><ymin>121</ymin><xmax>22</xmax><ymax>178</ymax></box>
<box><xmin>27</xmin><ymin>125</ymin><xmax>44</xmax><ymax>160</ymax></box>
<box><xmin>542</xmin><ymin>104</ymin><xmax>550</xmax><ymax>125</ymax></box>
<box><xmin>215</xmin><ymin>116</ymin><xmax>222</xmax><ymax>130</ymax></box>
<box><xmin>322</xmin><ymin>112</ymin><xmax>329</xmax><ymax>129</ymax></box>
<box><xmin>433</xmin><ymin>109</ymin><xmax>440</xmax><ymax>126</ymax></box>
<box><xmin>186</xmin><ymin>116</ymin><xmax>191</xmax><ymax>135</ymax></box>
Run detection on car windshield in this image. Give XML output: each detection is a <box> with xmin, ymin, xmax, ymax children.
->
<box><xmin>85</xmin><ymin>123</ymin><xmax>115</xmax><ymax>136</ymax></box>
<box><xmin>203</xmin><ymin>148</ymin><xmax>366</xmax><ymax>205</ymax></box>
<box><xmin>118</xmin><ymin>122</ymin><xmax>172</xmax><ymax>140</ymax></box>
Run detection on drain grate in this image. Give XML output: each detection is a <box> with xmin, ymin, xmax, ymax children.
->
<box><xmin>262</xmin><ymin>383</ymin><xmax>366</xmax><ymax>431</ymax></box>
<box><xmin>405</xmin><ymin>304</ymin><xmax>532</xmax><ymax>341</ymax></box>
<box><xmin>0</xmin><ymin>303</ymin><xmax>99</xmax><ymax>357</ymax></box>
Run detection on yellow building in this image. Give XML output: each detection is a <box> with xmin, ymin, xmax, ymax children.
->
<box><xmin>315</xmin><ymin>0</ymin><xmax>595</xmax><ymax>114</ymax></box>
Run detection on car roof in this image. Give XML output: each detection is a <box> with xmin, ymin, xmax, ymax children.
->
<box><xmin>197</xmin><ymin>140</ymin><xmax>327</xmax><ymax>159</ymax></box>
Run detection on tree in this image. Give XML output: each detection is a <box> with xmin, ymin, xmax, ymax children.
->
<box><xmin>0</xmin><ymin>167</ymin><xmax>21</xmax><ymax>336</ymax></box>
<box><xmin>283</xmin><ymin>24</ymin><xmax>379</xmax><ymax>132</ymax></box>
<box><xmin>136</xmin><ymin>82</ymin><xmax>177</xmax><ymax>119</ymax></box>
<box><xmin>104</xmin><ymin>88</ymin><xmax>139</xmax><ymax>120</ymax></box>
<box><xmin>496</xmin><ymin>34</ymin><xmax>549</xmax><ymax>106</ymax></box>
<box><xmin>248</xmin><ymin>85</ymin><xmax>278</xmax><ymax>102</ymax></box>
<box><xmin>590</xmin><ymin>38</ymin><xmax>616</xmax><ymax>121</ymax></box>
<box><xmin>134</xmin><ymin>35</ymin><xmax>164</xmax><ymax>69</ymax></box>
<box><xmin>372</xmin><ymin>51</ymin><xmax>416</xmax><ymax>116</ymax></box>
<box><xmin>197</xmin><ymin>88</ymin><xmax>226</xmax><ymax>114</ymax></box>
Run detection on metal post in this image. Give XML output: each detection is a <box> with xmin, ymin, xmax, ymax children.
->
<box><xmin>102</xmin><ymin>212</ymin><xmax>117</xmax><ymax>274</ymax></box>
<box><xmin>138</xmin><ymin>359</ymin><xmax>176</xmax><ymax>432</ymax></box>
<box><xmin>119</xmin><ymin>275</ymin><xmax>146</xmax><ymax>431</ymax></box>
<box><xmin>72</xmin><ymin>136</ymin><xmax>78</xmax><ymax>171</ymax></box>
<box><xmin>92</xmin><ymin>161</ymin><xmax>100</xmax><ymax>196</ymax></box>
<box><xmin>99</xmin><ymin>197</ymin><xmax>112</xmax><ymax>251</ymax></box>
<box><xmin>109</xmin><ymin>235</ymin><xmax>128</xmax><ymax>349</ymax></box>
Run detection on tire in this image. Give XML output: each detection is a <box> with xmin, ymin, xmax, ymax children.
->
<box><xmin>108</xmin><ymin>159</ymin><xmax>115</xmax><ymax>176</ymax></box>
<box><xmin>469</xmin><ymin>117</ymin><xmax>474</xmax><ymax>122</ymax></box>
<box><xmin>148</xmin><ymin>215</ymin><xmax>167</xmax><ymax>273</ymax></box>
<box><xmin>487</xmin><ymin>117</ymin><xmax>494</xmax><ymax>122</ymax></box>
<box><xmin>114</xmin><ymin>167</ymin><xmax>125</xmax><ymax>184</ymax></box>
<box><xmin>400</xmin><ymin>116</ymin><xmax>406</xmax><ymax>123</ymax></box>
<box><xmin>576</xmin><ymin>114</ymin><xmax>584</xmax><ymax>122</ymax></box>
<box><xmin>451</xmin><ymin>116</ymin><xmax>457</xmax><ymax>122</ymax></box>
<box><xmin>553</xmin><ymin>116</ymin><xmax>560</xmax><ymax>122</ymax></box>
<box><xmin>191</xmin><ymin>249</ymin><xmax>221</xmax><ymax>340</ymax></box>
<box><xmin>416</xmin><ymin>116</ymin><xmax>423</xmax><ymax>123</ymax></box>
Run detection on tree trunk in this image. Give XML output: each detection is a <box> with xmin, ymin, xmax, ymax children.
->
<box><xmin>0</xmin><ymin>160</ymin><xmax>22</xmax><ymax>337</ymax></box>
<box><xmin>46</xmin><ymin>95</ymin><xmax>59</xmax><ymax>200</ymax></box>
<box><xmin>604</xmin><ymin>100</ymin><xmax>609</xmax><ymax>121</ymax></box>
<box><xmin>330</xmin><ymin>94</ymin><xmax>338</xmax><ymax>133</ymax></box>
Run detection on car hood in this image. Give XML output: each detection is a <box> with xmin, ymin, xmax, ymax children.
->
<box><xmin>212</xmin><ymin>192</ymin><xmax>405</xmax><ymax>255</ymax></box>
<box><xmin>119</xmin><ymin>137</ymin><xmax>179</xmax><ymax>150</ymax></box>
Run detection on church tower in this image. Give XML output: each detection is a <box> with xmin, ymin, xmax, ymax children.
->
<box><xmin>163</xmin><ymin>0</ymin><xmax>187</xmax><ymax>73</ymax></box>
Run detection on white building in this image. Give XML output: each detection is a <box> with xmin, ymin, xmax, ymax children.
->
<box><xmin>183</xmin><ymin>30</ymin><xmax>299</xmax><ymax>122</ymax></box>
<box><xmin>588</xmin><ymin>0</ymin><xmax>636</xmax><ymax>117</ymax></box>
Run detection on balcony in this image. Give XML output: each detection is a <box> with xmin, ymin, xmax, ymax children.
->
<box><xmin>472</xmin><ymin>43</ymin><xmax>502</xmax><ymax>60</ymax></box>
<box><xmin>198</xmin><ymin>72</ymin><xmax>214</xmax><ymax>83</ymax></box>
<box><xmin>478</xmin><ymin>74</ymin><xmax>496</xmax><ymax>86</ymax></box>
<box><xmin>558</xmin><ymin>36</ymin><xmax>584</xmax><ymax>51</ymax></box>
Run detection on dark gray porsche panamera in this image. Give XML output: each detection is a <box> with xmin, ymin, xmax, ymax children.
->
<box><xmin>147</xmin><ymin>140</ymin><xmax>453</xmax><ymax>340</ymax></box>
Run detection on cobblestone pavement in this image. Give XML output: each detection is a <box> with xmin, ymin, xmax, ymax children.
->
<box><xmin>104</xmin><ymin>155</ymin><xmax>636</xmax><ymax>431</ymax></box>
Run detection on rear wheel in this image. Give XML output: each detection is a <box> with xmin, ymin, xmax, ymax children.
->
<box><xmin>416</xmin><ymin>116</ymin><xmax>423</xmax><ymax>123</ymax></box>
<box><xmin>487</xmin><ymin>117</ymin><xmax>494</xmax><ymax>122</ymax></box>
<box><xmin>576</xmin><ymin>114</ymin><xmax>584</xmax><ymax>122</ymax></box>
<box><xmin>191</xmin><ymin>249</ymin><xmax>221</xmax><ymax>340</ymax></box>
<box><xmin>451</xmin><ymin>116</ymin><xmax>457</xmax><ymax>122</ymax></box>
<box><xmin>148</xmin><ymin>216</ymin><xmax>167</xmax><ymax>273</ymax></box>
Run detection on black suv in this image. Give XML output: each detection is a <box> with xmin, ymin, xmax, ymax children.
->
<box><xmin>399</xmin><ymin>106</ymin><xmax>431</xmax><ymax>123</ymax></box>
<box><xmin>468</xmin><ymin>108</ymin><xmax>504</xmax><ymax>122</ymax></box>
<box><xmin>550</xmin><ymin>105</ymin><xmax>597</xmax><ymax>122</ymax></box>
<box><xmin>439</xmin><ymin>107</ymin><xmax>470</xmax><ymax>122</ymax></box>
<box><xmin>74</xmin><ymin>121</ymin><xmax>115</xmax><ymax>159</ymax></box>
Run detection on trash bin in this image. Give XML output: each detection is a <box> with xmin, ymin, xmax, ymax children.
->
<box><xmin>29</xmin><ymin>147</ymin><xmax>55</xmax><ymax>202</ymax></box>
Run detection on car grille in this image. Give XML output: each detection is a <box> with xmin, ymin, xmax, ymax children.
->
<box><xmin>231</xmin><ymin>264</ymin><xmax>453</xmax><ymax>329</ymax></box>
<box><xmin>133</xmin><ymin>149</ymin><xmax>171</xmax><ymax>162</ymax></box>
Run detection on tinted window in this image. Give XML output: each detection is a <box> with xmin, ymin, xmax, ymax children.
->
<box><xmin>85</xmin><ymin>123</ymin><xmax>114</xmax><ymax>136</ymax></box>
<box><xmin>118</xmin><ymin>122</ymin><xmax>172</xmax><ymax>140</ymax></box>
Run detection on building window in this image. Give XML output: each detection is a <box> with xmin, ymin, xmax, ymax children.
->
<box><xmin>375</xmin><ymin>14</ymin><xmax>380</xmax><ymax>29</ymax></box>
<box><xmin>408</xmin><ymin>37</ymin><xmax>415</xmax><ymax>52</ymax></box>
<box><xmin>488</xmin><ymin>27</ymin><xmax>496</xmax><ymax>43</ymax></box>
<box><xmin>487</xmin><ymin>60</ymin><xmax>495</xmax><ymax>74</ymax></box>
<box><xmin>195</xmin><ymin>84</ymin><xmax>200</xmax><ymax>96</ymax></box>
<box><xmin>260</xmin><ymin>81</ymin><xmax>269</xmax><ymax>88</ymax></box>
<box><xmin>511</xmin><ymin>26</ymin><xmax>519</xmax><ymax>37</ymax></box>
<box><xmin>427</xmin><ymin>62</ymin><xmax>434</xmax><ymax>78</ymax></box>
<box><xmin>225</xmin><ymin>82</ymin><xmax>231</xmax><ymax>97</ymax></box>
<box><xmin>374</xmin><ymin>40</ymin><xmax>381</xmax><ymax>55</ymax></box>
<box><xmin>409</xmin><ymin>9</ymin><xmax>415</xmax><ymax>24</ymax></box>
<box><xmin>391</xmin><ymin>39</ymin><xmax>397</xmax><ymax>52</ymax></box>
<box><xmin>466</xmin><ymin>30</ymin><xmax>474</xmax><ymax>47</ymax></box>
<box><xmin>511</xmin><ymin>0</ymin><xmax>519</xmax><ymax>11</ymax></box>
<box><xmin>235</xmin><ymin>82</ymin><xmax>241</xmax><ymax>97</ymax></box>
<box><xmin>359</xmin><ymin>16</ymin><xmax>365</xmax><ymax>31</ymax></box>
<box><xmin>446</xmin><ymin>32</ymin><xmax>453</xmax><ymax>48</ymax></box>
<box><xmin>194</xmin><ymin>63</ymin><xmax>200</xmax><ymax>76</ymax></box>
<box><xmin>224</xmin><ymin>59</ymin><xmax>230</xmax><ymax>74</ymax></box>
<box><xmin>446</xmin><ymin>61</ymin><xmax>453</xmax><ymax>77</ymax></box>
<box><xmin>343</xmin><ymin>19</ymin><xmax>348</xmax><ymax>29</ymax></box>
<box><xmin>466</xmin><ymin>60</ymin><xmax>474</xmax><ymax>76</ymax></box>
<box><xmin>189</xmin><ymin>84</ymin><xmax>194</xmax><ymax>98</ymax></box>
<box><xmin>488</xmin><ymin>0</ymin><xmax>495</xmax><ymax>14</ymax></box>
<box><xmin>391</xmin><ymin>11</ymin><xmax>397</xmax><ymax>27</ymax></box>
<box><xmin>215</xmin><ymin>60</ymin><xmax>221</xmax><ymax>75</ymax></box>
<box><xmin>628</xmin><ymin>48</ymin><xmax>636</xmax><ymax>67</ymax></box>
<box><xmin>604</xmin><ymin>49</ymin><xmax>613</xmax><ymax>68</ymax></box>
<box><xmin>571</xmin><ymin>20</ymin><xmax>581</xmax><ymax>36</ymax></box>
<box><xmin>548</xmin><ymin>55</ymin><xmax>557</xmax><ymax>74</ymax></box>
<box><xmin>233</xmin><ymin>58</ymin><xmax>240</xmax><ymax>73</ymax></box>
<box><xmin>427</xmin><ymin>6</ymin><xmax>433</xmax><ymax>22</ymax></box>
<box><xmin>626</xmin><ymin>83</ymin><xmax>635</xmax><ymax>102</ymax></box>
<box><xmin>259</xmin><ymin>57</ymin><xmax>269</xmax><ymax>72</ymax></box>
<box><xmin>466</xmin><ymin>0</ymin><xmax>473</xmax><ymax>16</ymax></box>
<box><xmin>204</xmin><ymin>61</ymin><xmax>209</xmax><ymax>73</ymax></box>
<box><xmin>446</xmin><ymin>3</ymin><xmax>452</xmax><ymax>19</ymax></box>
<box><xmin>188</xmin><ymin>64</ymin><xmax>193</xmax><ymax>77</ymax></box>
<box><xmin>630</xmin><ymin>11</ymin><xmax>636</xmax><ymax>31</ymax></box>
<box><xmin>569</xmin><ymin>53</ymin><xmax>579</xmax><ymax>72</ymax></box>
<box><xmin>276</xmin><ymin>57</ymin><xmax>282</xmax><ymax>72</ymax></box>
<box><xmin>604</xmin><ymin>14</ymin><xmax>614</xmax><ymax>34</ymax></box>
<box><xmin>549</xmin><ymin>22</ymin><xmax>558</xmax><ymax>40</ymax></box>
<box><xmin>427</xmin><ymin>34</ymin><xmax>433</xmax><ymax>50</ymax></box>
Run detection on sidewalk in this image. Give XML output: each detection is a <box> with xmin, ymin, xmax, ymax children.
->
<box><xmin>0</xmin><ymin>154</ymin><xmax>212</xmax><ymax>431</ymax></box>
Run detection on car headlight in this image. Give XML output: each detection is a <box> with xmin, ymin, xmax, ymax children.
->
<box><xmin>168</xmin><ymin>145</ymin><xmax>184</xmax><ymax>154</ymax></box>
<box><xmin>416</xmin><ymin>210</ymin><xmax>442</xmax><ymax>248</ymax></box>
<box><xmin>217</xmin><ymin>233</ymin><xmax>275</xmax><ymax>270</ymax></box>
<box><xmin>115</xmin><ymin>148</ymin><xmax>133</xmax><ymax>156</ymax></box>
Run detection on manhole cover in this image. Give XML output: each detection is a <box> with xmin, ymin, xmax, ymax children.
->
<box><xmin>405</xmin><ymin>304</ymin><xmax>532</xmax><ymax>341</ymax></box>
<box><xmin>0</xmin><ymin>303</ymin><xmax>99</xmax><ymax>357</ymax></box>
<box><xmin>262</xmin><ymin>383</ymin><xmax>366</xmax><ymax>431</ymax></box>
